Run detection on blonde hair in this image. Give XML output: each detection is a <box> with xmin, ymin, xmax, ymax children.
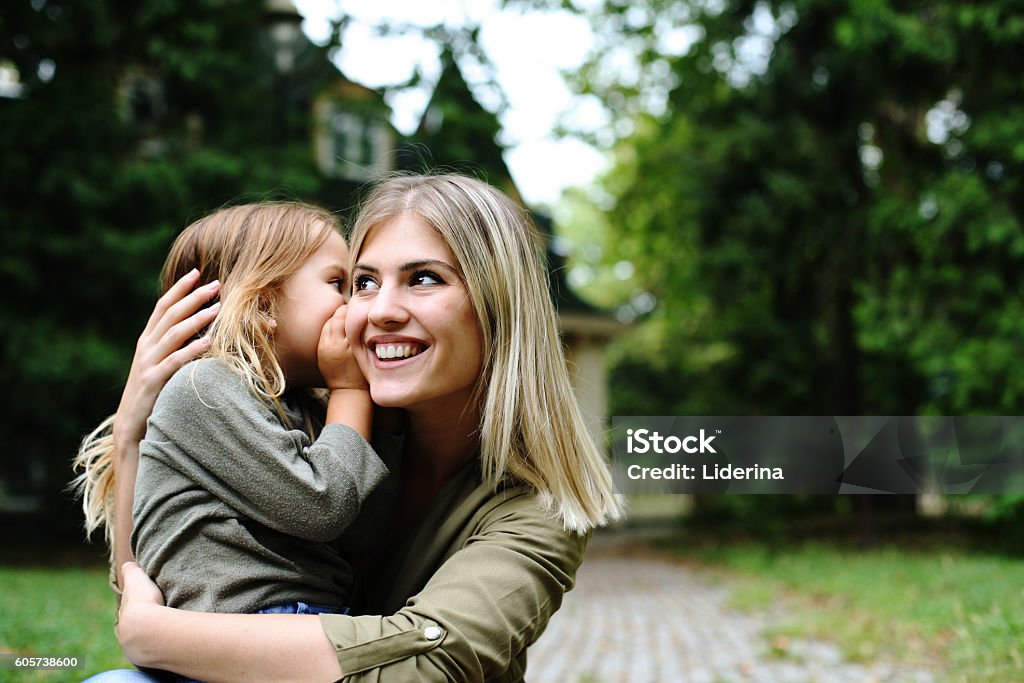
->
<box><xmin>350</xmin><ymin>174</ymin><xmax>624</xmax><ymax>533</ymax></box>
<box><xmin>71</xmin><ymin>202</ymin><xmax>340</xmax><ymax>553</ymax></box>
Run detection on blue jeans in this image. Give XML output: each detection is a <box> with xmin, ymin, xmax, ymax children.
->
<box><xmin>80</xmin><ymin>602</ymin><xmax>344</xmax><ymax>683</ymax></box>
<box><xmin>254</xmin><ymin>601</ymin><xmax>343</xmax><ymax>616</ymax></box>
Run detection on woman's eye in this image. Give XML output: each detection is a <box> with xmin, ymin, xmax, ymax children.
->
<box><xmin>412</xmin><ymin>271</ymin><xmax>443</xmax><ymax>286</ymax></box>
<box><xmin>329</xmin><ymin>277</ymin><xmax>347</xmax><ymax>293</ymax></box>
<box><xmin>353</xmin><ymin>274</ymin><xmax>379</xmax><ymax>292</ymax></box>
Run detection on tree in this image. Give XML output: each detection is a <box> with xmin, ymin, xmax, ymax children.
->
<box><xmin>549</xmin><ymin>0</ymin><xmax>1024</xmax><ymax>525</ymax></box>
<box><xmin>0</xmin><ymin>0</ymin><xmax>328</xmax><ymax>533</ymax></box>
<box><xmin>0</xmin><ymin>0</ymin><xmax>533</xmax><ymax>536</ymax></box>
<box><xmin>553</xmin><ymin>0</ymin><xmax>1024</xmax><ymax>416</ymax></box>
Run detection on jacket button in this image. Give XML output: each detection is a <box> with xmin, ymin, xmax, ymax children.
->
<box><xmin>423</xmin><ymin>625</ymin><xmax>442</xmax><ymax>641</ymax></box>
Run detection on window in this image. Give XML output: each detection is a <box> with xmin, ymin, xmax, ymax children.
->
<box><xmin>316</xmin><ymin>103</ymin><xmax>392</xmax><ymax>181</ymax></box>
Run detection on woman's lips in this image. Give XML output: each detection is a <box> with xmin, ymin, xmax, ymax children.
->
<box><xmin>367</xmin><ymin>338</ymin><xmax>429</xmax><ymax>368</ymax></box>
<box><xmin>374</xmin><ymin>342</ymin><xmax>426</xmax><ymax>360</ymax></box>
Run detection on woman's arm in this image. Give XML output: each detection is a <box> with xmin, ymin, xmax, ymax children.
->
<box><xmin>117</xmin><ymin>487</ymin><xmax>587</xmax><ymax>681</ymax></box>
<box><xmin>111</xmin><ymin>270</ymin><xmax>221</xmax><ymax>578</ymax></box>
<box><xmin>118</xmin><ymin>563</ymin><xmax>341</xmax><ymax>683</ymax></box>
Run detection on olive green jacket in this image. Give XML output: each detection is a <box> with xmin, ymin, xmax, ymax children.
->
<box><xmin>320</xmin><ymin>460</ymin><xmax>590</xmax><ymax>682</ymax></box>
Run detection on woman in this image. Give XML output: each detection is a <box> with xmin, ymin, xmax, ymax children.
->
<box><xmin>92</xmin><ymin>174</ymin><xmax>623</xmax><ymax>682</ymax></box>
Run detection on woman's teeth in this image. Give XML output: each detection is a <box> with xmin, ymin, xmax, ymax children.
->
<box><xmin>375</xmin><ymin>343</ymin><xmax>423</xmax><ymax>360</ymax></box>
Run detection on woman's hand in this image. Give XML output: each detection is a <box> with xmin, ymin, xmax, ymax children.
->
<box><xmin>111</xmin><ymin>270</ymin><xmax>221</xmax><ymax>577</ymax></box>
<box><xmin>112</xmin><ymin>269</ymin><xmax>221</xmax><ymax>450</ymax></box>
<box><xmin>116</xmin><ymin>562</ymin><xmax>166</xmax><ymax>666</ymax></box>
<box><xmin>115</xmin><ymin>562</ymin><xmax>341</xmax><ymax>682</ymax></box>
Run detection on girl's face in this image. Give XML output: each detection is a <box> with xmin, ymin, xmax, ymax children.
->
<box><xmin>274</xmin><ymin>227</ymin><xmax>350</xmax><ymax>387</ymax></box>
<box><xmin>346</xmin><ymin>214</ymin><xmax>484</xmax><ymax>418</ymax></box>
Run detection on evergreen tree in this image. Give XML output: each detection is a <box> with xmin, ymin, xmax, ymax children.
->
<box><xmin>0</xmin><ymin>0</ymin><xmax>328</xmax><ymax>530</ymax></box>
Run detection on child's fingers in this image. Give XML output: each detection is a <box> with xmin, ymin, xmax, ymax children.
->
<box><xmin>329</xmin><ymin>303</ymin><xmax>348</xmax><ymax>325</ymax></box>
<box><xmin>320</xmin><ymin>305</ymin><xmax>348</xmax><ymax>340</ymax></box>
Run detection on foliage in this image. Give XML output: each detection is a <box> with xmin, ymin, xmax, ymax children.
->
<box><xmin>0</xmin><ymin>0</ymin><xmax>330</xmax><ymax>527</ymax></box>
<box><xmin>548</xmin><ymin>1</ymin><xmax>1024</xmax><ymax>520</ymax></box>
<box><xmin>0</xmin><ymin>0</ymin><xmax>535</xmax><ymax>533</ymax></box>
<box><xmin>564</xmin><ymin>0</ymin><xmax>1024</xmax><ymax>416</ymax></box>
<box><xmin>540</xmin><ymin>0</ymin><xmax>1024</xmax><ymax>520</ymax></box>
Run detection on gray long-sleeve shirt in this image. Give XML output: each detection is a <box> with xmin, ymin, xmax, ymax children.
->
<box><xmin>131</xmin><ymin>357</ymin><xmax>389</xmax><ymax>613</ymax></box>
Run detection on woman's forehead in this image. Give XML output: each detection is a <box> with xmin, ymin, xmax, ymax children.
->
<box><xmin>357</xmin><ymin>214</ymin><xmax>457</xmax><ymax>265</ymax></box>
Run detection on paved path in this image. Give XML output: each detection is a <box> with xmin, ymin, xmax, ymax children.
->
<box><xmin>527</xmin><ymin>537</ymin><xmax>937</xmax><ymax>683</ymax></box>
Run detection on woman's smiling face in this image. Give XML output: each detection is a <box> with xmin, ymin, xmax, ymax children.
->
<box><xmin>346</xmin><ymin>213</ymin><xmax>484</xmax><ymax>417</ymax></box>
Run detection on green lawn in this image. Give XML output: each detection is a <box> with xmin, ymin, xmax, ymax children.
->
<box><xmin>0</xmin><ymin>566</ymin><xmax>131</xmax><ymax>682</ymax></box>
<box><xmin>655</xmin><ymin>538</ymin><xmax>1024</xmax><ymax>683</ymax></box>
<box><xmin>2</xmin><ymin>535</ymin><xmax>1022</xmax><ymax>682</ymax></box>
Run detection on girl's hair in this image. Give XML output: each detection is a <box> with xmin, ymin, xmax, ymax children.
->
<box><xmin>350</xmin><ymin>174</ymin><xmax>624</xmax><ymax>533</ymax></box>
<box><xmin>71</xmin><ymin>201</ymin><xmax>340</xmax><ymax>555</ymax></box>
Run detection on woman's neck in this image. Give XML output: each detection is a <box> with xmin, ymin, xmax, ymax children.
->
<box><xmin>403</xmin><ymin>402</ymin><xmax>480</xmax><ymax>488</ymax></box>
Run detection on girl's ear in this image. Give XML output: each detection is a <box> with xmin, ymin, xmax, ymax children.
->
<box><xmin>257</xmin><ymin>291</ymin><xmax>278</xmax><ymax>334</ymax></box>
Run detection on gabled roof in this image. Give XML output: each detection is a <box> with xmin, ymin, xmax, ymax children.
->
<box><xmin>400</xmin><ymin>47</ymin><xmax>522</xmax><ymax>204</ymax></box>
<box><xmin>400</xmin><ymin>45</ymin><xmax>622</xmax><ymax>336</ymax></box>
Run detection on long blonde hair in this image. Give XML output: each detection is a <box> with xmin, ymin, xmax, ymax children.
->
<box><xmin>71</xmin><ymin>202</ymin><xmax>341</xmax><ymax>553</ymax></box>
<box><xmin>350</xmin><ymin>174</ymin><xmax>624</xmax><ymax>533</ymax></box>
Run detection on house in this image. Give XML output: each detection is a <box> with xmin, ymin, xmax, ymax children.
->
<box><xmin>392</xmin><ymin>46</ymin><xmax>624</xmax><ymax>450</ymax></box>
<box><xmin>181</xmin><ymin>0</ymin><xmax>627</xmax><ymax>448</ymax></box>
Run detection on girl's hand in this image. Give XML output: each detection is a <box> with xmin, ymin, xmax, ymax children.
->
<box><xmin>318</xmin><ymin>304</ymin><xmax>368</xmax><ymax>392</ymax></box>
<box><xmin>112</xmin><ymin>270</ymin><xmax>221</xmax><ymax>450</ymax></box>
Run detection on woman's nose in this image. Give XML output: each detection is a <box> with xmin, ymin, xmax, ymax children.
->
<box><xmin>367</xmin><ymin>284</ymin><xmax>410</xmax><ymax>328</ymax></box>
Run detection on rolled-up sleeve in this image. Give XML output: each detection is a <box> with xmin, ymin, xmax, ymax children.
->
<box><xmin>319</xmin><ymin>491</ymin><xmax>588</xmax><ymax>681</ymax></box>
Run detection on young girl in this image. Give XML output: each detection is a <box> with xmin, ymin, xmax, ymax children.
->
<box><xmin>72</xmin><ymin>202</ymin><xmax>390</xmax><ymax>616</ymax></box>
<box><xmin>83</xmin><ymin>175</ymin><xmax>624</xmax><ymax>683</ymax></box>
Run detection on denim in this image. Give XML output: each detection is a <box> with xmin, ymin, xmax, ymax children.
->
<box><xmin>81</xmin><ymin>671</ymin><xmax>165</xmax><ymax>683</ymax></box>
<box><xmin>255</xmin><ymin>601</ymin><xmax>345</xmax><ymax>615</ymax></box>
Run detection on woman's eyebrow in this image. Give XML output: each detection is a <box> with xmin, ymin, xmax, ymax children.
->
<box><xmin>399</xmin><ymin>259</ymin><xmax>457</xmax><ymax>273</ymax></box>
<box><xmin>353</xmin><ymin>259</ymin><xmax>458</xmax><ymax>273</ymax></box>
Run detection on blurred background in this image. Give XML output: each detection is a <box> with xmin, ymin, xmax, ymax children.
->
<box><xmin>1</xmin><ymin>0</ymin><xmax>1022</xmax><ymax>680</ymax></box>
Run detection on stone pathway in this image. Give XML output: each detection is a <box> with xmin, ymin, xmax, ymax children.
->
<box><xmin>528</xmin><ymin>537</ymin><xmax>937</xmax><ymax>683</ymax></box>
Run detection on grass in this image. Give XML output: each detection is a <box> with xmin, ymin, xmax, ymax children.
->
<box><xmin>2</xmin><ymin>520</ymin><xmax>1022</xmax><ymax>683</ymax></box>
<box><xmin>652</xmin><ymin>534</ymin><xmax>1024</xmax><ymax>683</ymax></box>
<box><xmin>0</xmin><ymin>563</ymin><xmax>132</xmax><ymax>682</ymax></box>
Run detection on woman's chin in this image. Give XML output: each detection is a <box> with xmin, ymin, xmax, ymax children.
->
<box><xmin>369</xmin><ymin>387</ymin><xmax>413</xmax><ymax>409</ymax></box>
